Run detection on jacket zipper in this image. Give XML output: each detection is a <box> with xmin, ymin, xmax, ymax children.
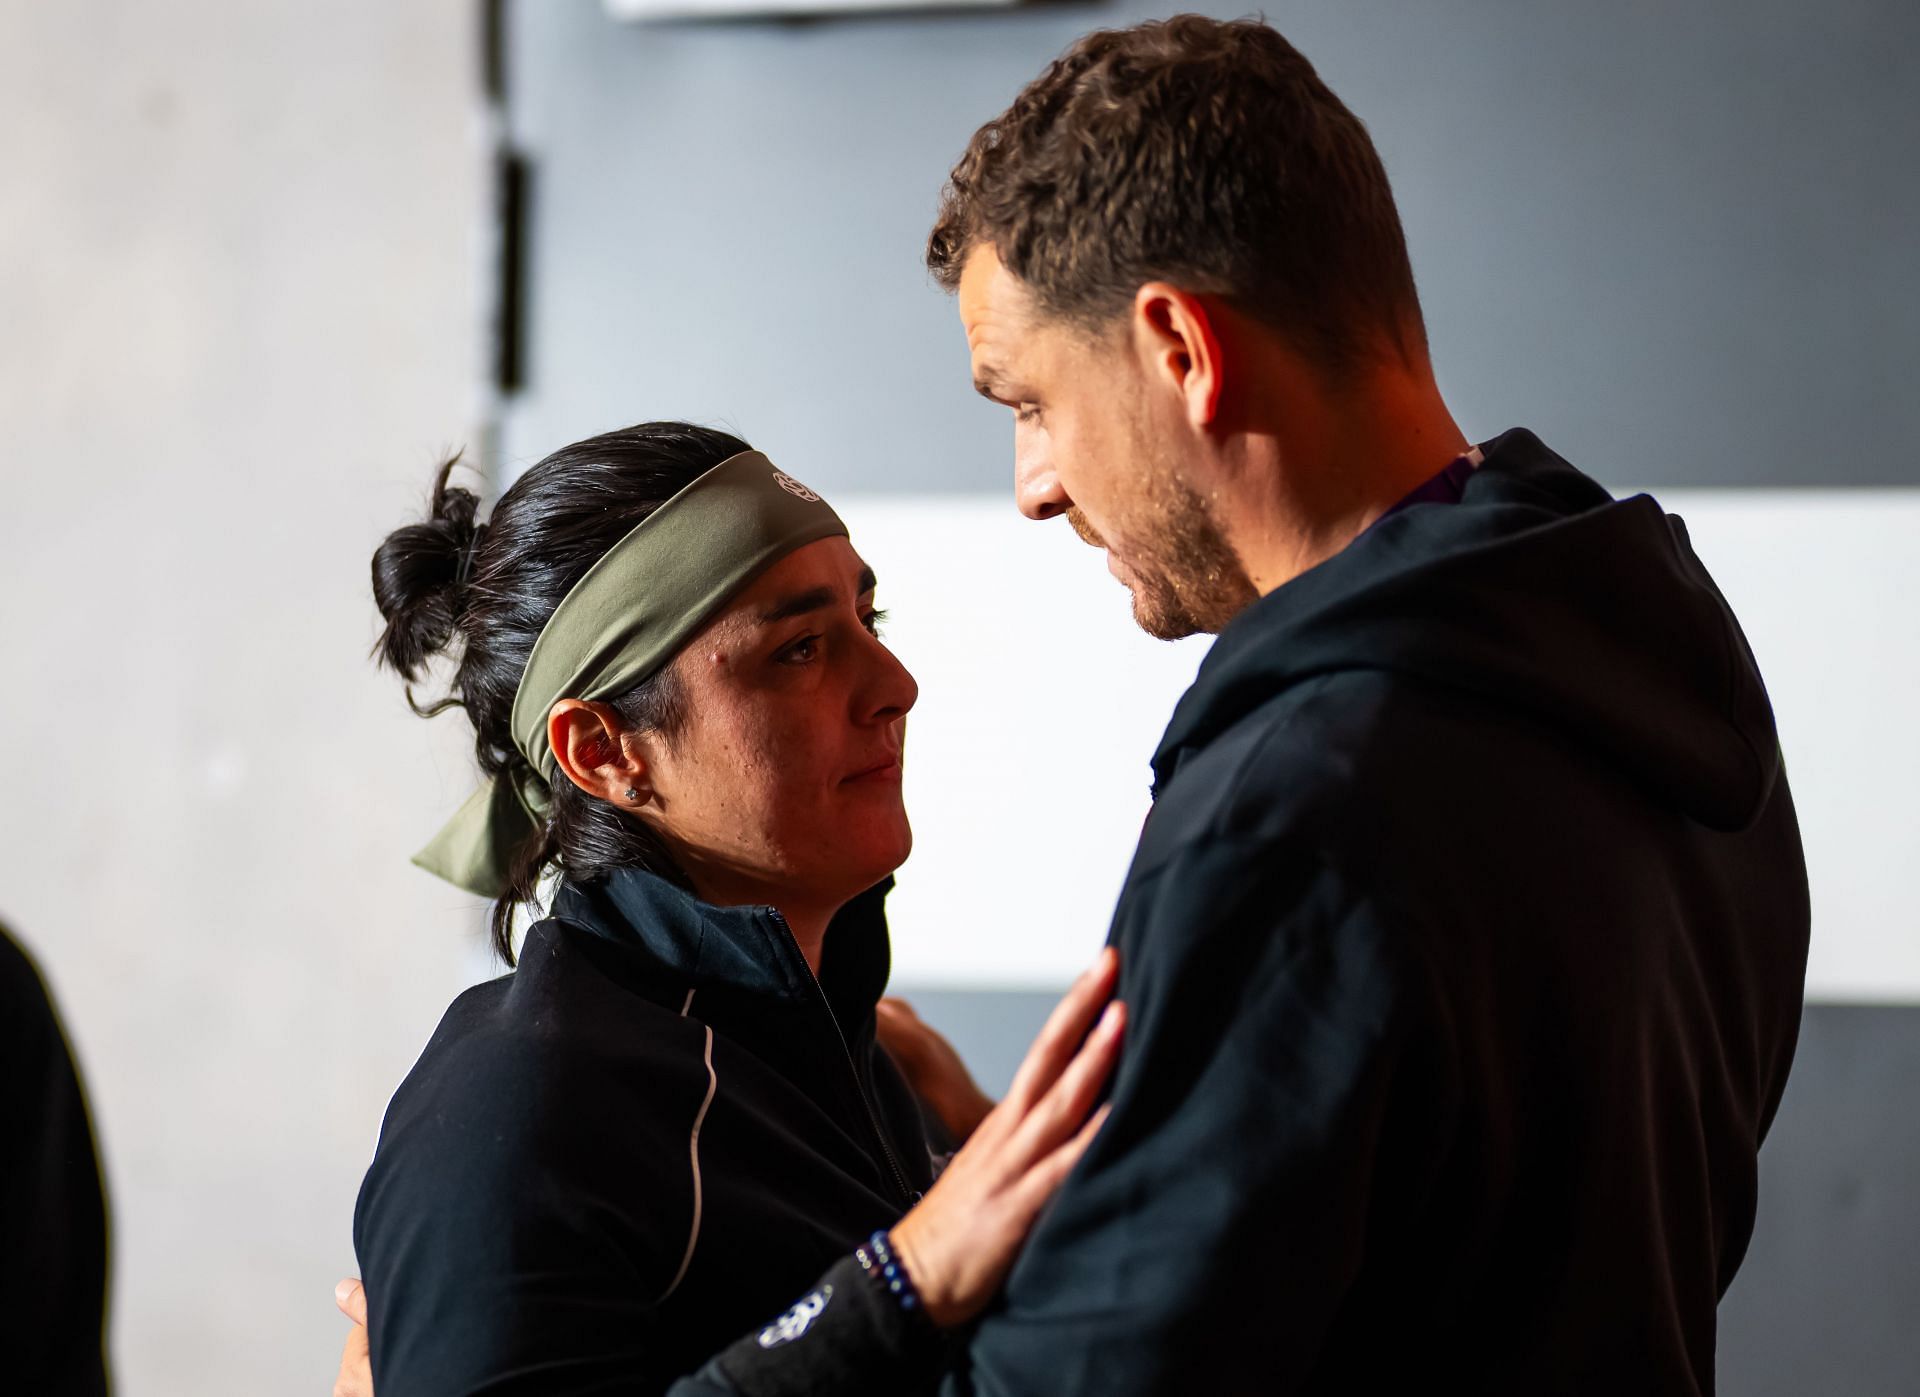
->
<box><xmin>768</xmin><ymin>908</ymin><xmax>918</xmax><ymax>1206</ymax></box>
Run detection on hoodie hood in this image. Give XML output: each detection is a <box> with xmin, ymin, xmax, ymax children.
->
<box><xmin>1152</xmin><ymin>429</ymin><xmax>1780</xmax><ymax>832</ymax></box>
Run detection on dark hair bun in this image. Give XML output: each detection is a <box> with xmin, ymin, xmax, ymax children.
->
<box><xmin>372</xmin><ymin>454</ymin><xmax>484</xmax><ymax>682</ymax></box>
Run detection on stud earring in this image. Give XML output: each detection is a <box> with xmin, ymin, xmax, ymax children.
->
<box><xmin>624</xmin><ymin>787</ymin><xmax>640</xmax><ymax>803</ymax></box>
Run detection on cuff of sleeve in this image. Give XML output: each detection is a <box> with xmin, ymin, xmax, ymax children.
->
<box><xmin>708</xmin><ymin>1252</ymin><xmax>953</xmax><ymax>1397</ymax></box>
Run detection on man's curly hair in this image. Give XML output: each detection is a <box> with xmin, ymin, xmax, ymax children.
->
<box><xmin>927</xmin><ymin>15</ymin><xmax>1425</xmax><ymax>371</ymax></box>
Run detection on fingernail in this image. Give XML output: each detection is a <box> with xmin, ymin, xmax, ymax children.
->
<box><xmin>335</xmin><ymin>1278</ymin><xmax>358</xmax><ymax>1306</ymax></box>
<box><xmin>1099</xmin><ymin>1001</ymin><xmax>1124</xmax><ymax>1032</ymax></box>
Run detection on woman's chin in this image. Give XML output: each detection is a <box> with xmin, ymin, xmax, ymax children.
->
<box><xmin>867</xmin><ymin>824</ymin><xmax>914</xmax><ymax>882</ymax></box>
<box><xmin>837</xmin><ymin>817</ymin><xmax>913</xmax><ymax>892</ymax></box>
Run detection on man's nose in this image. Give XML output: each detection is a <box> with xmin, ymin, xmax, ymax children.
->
<box><xmin>1015</xmin><ymin>452</ymin><xmax>1069</xmax><ymax>521</ymax></box>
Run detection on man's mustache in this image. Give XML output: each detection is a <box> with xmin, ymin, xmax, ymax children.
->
<box><xmin>1067</xmin><ymin>508</ymin><xmax>1106</xmax><ymax>550</ymax></box>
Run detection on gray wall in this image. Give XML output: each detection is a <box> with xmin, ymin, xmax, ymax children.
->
<box><xmin>0</xmin><ymin>5</ymin><xmax>485</xmax><ymax>1393</ymax></box>
<box><xmin>499</xmin><ymin>0</ymin><xmax>1919</xmax><ymax>493</ymax></box>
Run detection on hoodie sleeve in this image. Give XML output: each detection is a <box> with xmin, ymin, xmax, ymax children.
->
<box><xmin>937</xmin><ymin>836</ymin><xmax>1456</xmax><ymax>1396</ymax></box>
<box><xmin>666</xmin><ymin>1252</ymin><xmax>950</xmax><ymax>1397</ymax></box>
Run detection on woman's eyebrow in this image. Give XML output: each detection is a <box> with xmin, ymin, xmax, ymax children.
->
<box><xmin>756</xmin><ymin>568</ymin><xmax>880</xmax><ymax>625</ymax></box>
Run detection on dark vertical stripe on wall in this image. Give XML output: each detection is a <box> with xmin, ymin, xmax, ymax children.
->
<box><xmin>493</xmin><ymin>149</ymin><xmax>530</xmax><ymax>396</ymax></box>
<box><xmin>482</xmin><ymin>0</ymin><xmax>508</xmax><ymax>104</ymax></box>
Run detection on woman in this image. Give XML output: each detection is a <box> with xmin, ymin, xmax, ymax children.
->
<box><xmin>349</xmin><ymin>422</ymin><xmax>1122</xmax><ymax>1395</ymax></box>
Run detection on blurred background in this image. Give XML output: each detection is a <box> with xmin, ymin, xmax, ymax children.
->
<box><xmin>1</xmin><ymin>0</ymin><xmax>1914</xmax><ymax>1392</ymax></box>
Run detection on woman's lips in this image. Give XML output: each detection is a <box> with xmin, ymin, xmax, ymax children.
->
<box><xmin>843</xmin><ymin>756</ymin><xmax>903</xmax><ymax>784</ymax></box>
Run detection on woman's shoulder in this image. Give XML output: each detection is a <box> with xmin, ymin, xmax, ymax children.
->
<box><xmin>367</xmin><ymin>924</ymin><xmax>712</xmax><ymax>1184</ymax></box>
<box><xmin>351</xmin><ymin>930</ymin><xmax>726</xmax><ymax>1389</ymax></box>
<box><xmin>354</xmin><ymin>927</ymin><xmax>718</xmax><ymax>1297</ymax></box>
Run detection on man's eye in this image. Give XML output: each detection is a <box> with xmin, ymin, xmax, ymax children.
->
<box><xmin>864</xmin><ymin>607</ymin><xmax>889</xmax><ymax>638</ymax></box>
<box><xmin>779</xmin><ymin>636</ymin><xmax>821</xmax><ymax>664</ymax></box>
<box><xmin>1015</xmin><ymin>403</ymin><xmax>1042</xmax><ymax>424</ymax></box>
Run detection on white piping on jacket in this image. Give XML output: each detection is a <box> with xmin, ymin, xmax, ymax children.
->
<box><xmin>658</xmin><ymin>987</ymin><xmax>717</xmax><ymax>1304</ymax></box>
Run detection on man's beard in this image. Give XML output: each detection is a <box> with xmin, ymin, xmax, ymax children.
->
<box><xmin>1068</xmin><ymin>471</ymin><xmax>1256</xmax><ymax>641</ymax></box>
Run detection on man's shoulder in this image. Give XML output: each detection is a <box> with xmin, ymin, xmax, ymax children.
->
<box><xmin>1142</xmin><ymin>668</ymin><xmax>1460</xmax><ymax>862</ymax></box>
<box><xmin>1123</xmin><ymin>667</ymin><xmax>1522</xmax><ymax>982</ymax></box>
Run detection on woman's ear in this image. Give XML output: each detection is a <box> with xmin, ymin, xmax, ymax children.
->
<box><xmin>548</xmin><ymin>699</ymin><xmax>652</xmax><ymax>807</ymax></box>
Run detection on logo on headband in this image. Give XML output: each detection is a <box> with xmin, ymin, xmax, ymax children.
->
<box><xmin>773</xmin><ymin>470</ymin><xmax>821</xmax><ymax>503</ymax></box>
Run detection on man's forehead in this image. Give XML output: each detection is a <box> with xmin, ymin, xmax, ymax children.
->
<box><xmin>956</xmin><ymin>242</ymin><xmax>1002</xmax><ymax>320</ymax></box>
<box><xmin>958</xmin><ymin>244</ymin><xmax>1033</xmax><ymax>345</ymax></box>
<box><xmin>962</xmin><ymin>252</ymin><xmax>1046</xmax><ymax>401</ymax></box>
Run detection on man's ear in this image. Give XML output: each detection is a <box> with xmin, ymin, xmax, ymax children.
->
<box><xmin>1131</xmin><ymin>282</ymin><xmax>1226</xmax><ymax>429</ymax></box>
<box><xmin>548</xmin><ymin>699</ymin><xmax>652</xmax><ymax>808</ymax></box>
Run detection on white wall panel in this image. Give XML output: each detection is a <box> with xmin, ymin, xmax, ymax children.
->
<box><xmin>846</xmin><ymin>491</ymin><xmax>1920</xmax><ymax>1002</ymax></box>
<box><xmin>836</xmin><ymin>497</ymin><xmax>1211</xmax><ymax>988</ymax></box>
<box><xmin>1654</xmin><ymin>489</ymin><xmax>1920</xmax><ymax>1003</ymax></box>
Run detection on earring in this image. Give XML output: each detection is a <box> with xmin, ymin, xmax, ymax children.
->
<box><xmin>624</xmin><ymin>787</ymin><xmax>640</xmax><ymax>803</ymax></box>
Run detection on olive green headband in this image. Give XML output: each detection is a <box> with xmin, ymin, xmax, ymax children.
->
<box><xmin>412</xmin><ymin>450</ymin><xmax>849</xmax><ymax>897</ymax></box>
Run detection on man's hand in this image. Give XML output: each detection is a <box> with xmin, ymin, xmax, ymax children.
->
<box><xmin>333</xmin><ymin>1278</ymin><xmax>372</xmax><ymax>1397</ymax></box>
<box><xmin>876</xmin><ymin>995</ymin><xmax>997</xmax><ymax>1144</ymax></box>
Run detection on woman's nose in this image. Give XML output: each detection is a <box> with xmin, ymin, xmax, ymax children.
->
<box><xmin>867</xmin><ymin>639</ymin><xmax>918</xmax><ymax>722</ymax></box>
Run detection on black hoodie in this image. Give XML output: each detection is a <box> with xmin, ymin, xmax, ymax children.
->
<box><xmin>685</xmin><ymin>428</ymin><xmax>1811</xmax><ymax>1397</ymax></box>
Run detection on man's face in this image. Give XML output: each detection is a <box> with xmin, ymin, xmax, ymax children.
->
<box><xmin>957</xmin><ymin>244</ymin><xmax>1251</xmax><ymax>639</ymax></box>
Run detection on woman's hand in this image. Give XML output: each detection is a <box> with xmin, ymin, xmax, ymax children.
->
<box><xmin>333</xmin><ymin>1278</ymin><xmax>372</xmax><ymax>1397</ymax></box>
<box><xmin>876</xmin><ymin>996</ymin><xmax>997</xmax><ymax>1144</ymax></box>
<box><xmin>886</xmin><ymin>947</ymin><xmax>1124</xmax><ymax>1329</ymax></box>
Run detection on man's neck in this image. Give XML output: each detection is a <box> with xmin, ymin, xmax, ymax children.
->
<box><xmin>1223</xmin><ymin>367</ymin><xmax>1467</xmax><ymax>596</ymax></box>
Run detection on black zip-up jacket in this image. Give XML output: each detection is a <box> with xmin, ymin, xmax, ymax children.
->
<box><xmin>685</xmin><ymin>428</ymin><xmax>1812</xmax><ymax>1396</ymax></box>
<box><xmin>352</xmin><ymin>871</ymin><xmax>940</xmax><ymax>1394</ymax></box>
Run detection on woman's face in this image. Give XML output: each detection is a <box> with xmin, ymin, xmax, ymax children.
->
<box><xmin>635</xmin><ymin>535</ymin><xmax>916</xmax><ymax>915</ymax></box>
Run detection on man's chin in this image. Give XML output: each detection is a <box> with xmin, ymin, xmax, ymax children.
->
<box><xmin>1126</xmin><ymin>582</ymin><xmax>1208</xmax><ymax>642</ymax></box>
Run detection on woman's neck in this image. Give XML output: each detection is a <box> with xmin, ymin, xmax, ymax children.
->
<box><xmin>771</xmin><ymin>906</ymin><xmax>831</xmax><ymax>976</ymax></box>
<box><xmin>660</xmin><ymin>842</ymin><xmax>842</xmax><ymax>975</ymax></box>
<box><xmin>677</xmin><ymin>864</ymin><xmax>835</xmax><ymax>974</ymax></box>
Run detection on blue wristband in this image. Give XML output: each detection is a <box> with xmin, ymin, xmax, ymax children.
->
<box><xmin>854</xmin><ymin>1229</ymin><xmax>922</xmax><ymax>1314</ymax></box>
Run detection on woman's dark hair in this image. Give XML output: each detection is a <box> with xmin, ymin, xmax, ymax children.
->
<box><xmin>371</xmin><ymin>421</ymin><xmax>751</xmax><ymax>964</ymax></box>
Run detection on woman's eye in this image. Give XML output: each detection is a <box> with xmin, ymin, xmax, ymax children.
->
<box><xmin>864</xmin><ymin>607</ymin><xmax>889</xmax><ymax>638</ymax></box>
<box><xmin>1015</xmin><ymin>403</ymin><xmax>1042</xmax><ymax>425</ymax></box>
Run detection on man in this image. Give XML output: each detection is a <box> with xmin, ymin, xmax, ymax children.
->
<box><xmin>339</xmin><ymin>15</ymin><xmax>1808</xmax><ymax>1395</ymax></box>
<box><xmin>718</xmin><ymin>16</ymin><xmax>1805</xmax><ymax>1394</ymax></box>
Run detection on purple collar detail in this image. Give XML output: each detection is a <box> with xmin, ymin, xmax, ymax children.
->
<box><xmin>1362</xmin><ymin>444</ymin><xmax>1485</xmax><ymax>537</ymax></box>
